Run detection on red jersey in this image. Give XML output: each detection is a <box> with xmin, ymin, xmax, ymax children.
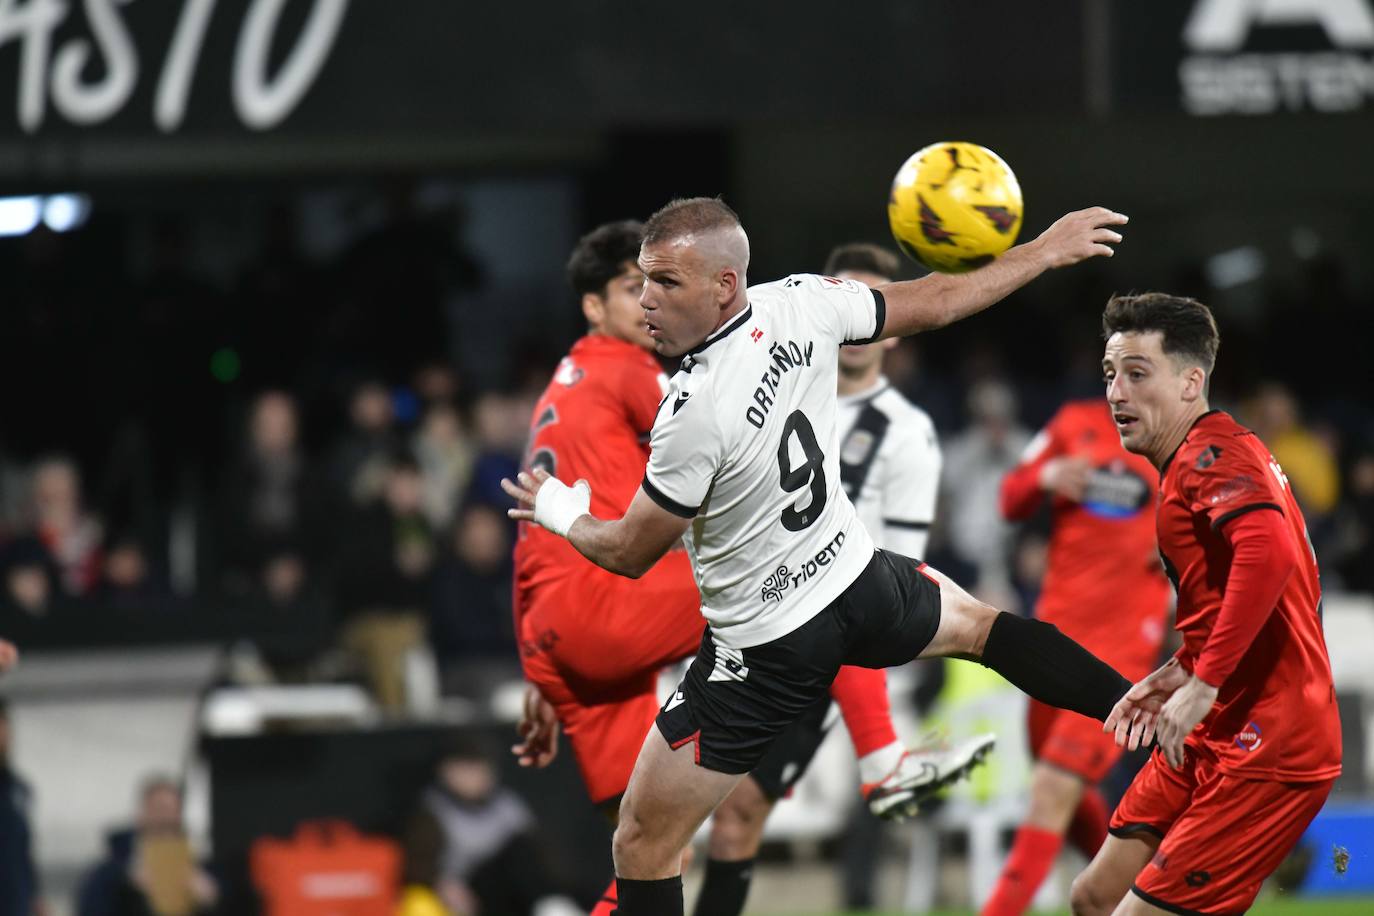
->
<box><xmin>513</xmin><ymin>335</ymin><xmax>670</xmax><ymax>614</ymax></box>
<box><xmin>1001</xmin><ymin>400</ymin><xmax>1170</xmax><ymax>667</ymax></box>
<box><xmin>1158</xmin><ymin>410</ymin><xmax>1340</xmax><ymax>781</ymax></box>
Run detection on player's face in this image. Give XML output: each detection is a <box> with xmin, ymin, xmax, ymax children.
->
<box><xmin>1103</xmin><ymin>330</ymin><xmax>1192</xmax><ymax>457</ymax></box>
<box><xmin>638</xmin><ymin>240</ymin><xmax>726</xmax><ymax>358</ymax></box>
<box><xmin>587</xmin><ymin>262</ymin><xmax>653</xmax><ymax>350</ymax></box>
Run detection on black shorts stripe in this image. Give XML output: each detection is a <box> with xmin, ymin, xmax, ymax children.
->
<box><xmin>1108</xmin><ymin>822</ymin><xmax>1165</xmax><ymax>841</ymax></box>
<box><xmin>884</xmin><ymin>518</ymin><xmax>932</xmax><ymax>531</ymax></box>
<box><xmin>641</xmin><ymin>475</ymin><xmax>699</xmax><ymax>518</ymax></box>
<box><xmin>1211</xmin><ymin>501</ymin><xmax>1283</xmax><ymax>530</ymax></box>
<box><xmin>1131</xmin><ymin>883</ymin><xmax>1240</xmax><ymax>916</ymax></box>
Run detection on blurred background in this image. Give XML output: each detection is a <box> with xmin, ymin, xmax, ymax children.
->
<box><xmin>0</xmin><ymin>1</ymin><xmax>1371</xmax><ymax>913</ymax></box>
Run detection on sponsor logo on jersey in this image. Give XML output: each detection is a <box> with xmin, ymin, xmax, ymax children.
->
<box><xmin>759</xmin><ymin>529</ymin><xmax>847</xmax><ymax>601</ymax></box>
<box><xmin>1235</xmin><ymin>720</ymin><xmax>1263</xmax><ymax>752</ymax></box>
<box><xmin>553</xmin><ymin>357</ymin><xmax>584</xmax><ymax>387</ymax></box>
<box><xmin>1195</xmin><ymin>444</ymin><xmax>1223</xmax><ymax>469</ymax></box>
<box><xmin>708</xmin><ymin>646</ymin><xmax>750</xmax><ymax>682</ymax></box>
<box><xmin>750</xmin><ymin>327</ymin><xmax>763</xmax><ymax>342</ymax></box>
<box><xmin>746</xmin><ymin>339</ymin><xmax>816</xmax><ymax>429</ymax></box>
<box><xmin>664</xmin><ymin>688</ymin><xmax>687</xmax><ymax>712</ymax></box>
<box><xmin>1209</xmin><ymin>473</ymin><xmax>1261</xmax><ymax>506</ymax></box>
<box><xmin>1081</xmin><ymin>463</ymin><xmax>1151</xmax><ymax>519</ymax></box>
<box><xmin>673</xmin><ymin>390</ymin><xmax>691</xmax><ymax>414</ymax></box>
<box><xmin>841</xmin><ymin>429</ymin><xmax>876</xmax><ymax>466</ymax></box>
<box><xmin>1185</xmin><ymin>870</ymin><xmax>1212</xmax><ymax>888</ymax></box>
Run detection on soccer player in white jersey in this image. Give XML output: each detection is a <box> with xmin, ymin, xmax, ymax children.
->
<box><xmin>695</xmin><ymin>242</ymin><xmax>988</xmax><ymax>916</ymax></box>
<box><xmin>503</xmin><ymin>197</ymin><xmax>1134</xmax><ymax>916</ymax></box>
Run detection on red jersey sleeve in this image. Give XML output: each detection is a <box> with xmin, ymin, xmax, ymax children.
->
<box><xmin>999</xmin><ymin>408</ymin><xmax>1065</xmax><ymax>520</ymax></box>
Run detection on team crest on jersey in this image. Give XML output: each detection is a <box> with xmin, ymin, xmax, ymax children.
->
<box><xmin>553</xmin><ymin>358</ymin><xmax>584</xmax><ymax>387</ymax></box>
<box><xmin>1234</xmin><ymin>720</ymin><xmax>1263</xmax><ymax>752</ymax></box>
<box><xmin>1195</xmin><ymin>445</ymin><xmax>1223</xmax><ymax>469</ymax></box>
<box><xmin>841</xmin><ymin>429</ymin><xmax>876</xmax><ymax>466</ymax></box>
<box><xmin>708</xmin><ymin>646</ymin><xmax>750</xmax><ymax>682</ymax></box>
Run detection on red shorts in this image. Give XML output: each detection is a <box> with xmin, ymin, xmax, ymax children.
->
<box><xmin>517</xmin><ymin>551</ymin><xmax>703</xmax><ymax>803</ymax></box>
<box><xmin>1110</xmin><ymin>747</ymin><xmax>1334</xmax><ymax>915</ymax></box>
<box><xmin>1028</xmin><ymin>699</ymin><xmax>1124</xmax><ymax>783</ymax></box>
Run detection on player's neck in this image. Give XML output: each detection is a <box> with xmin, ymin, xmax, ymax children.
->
<box><xmin>838</xmin><ymin>367</ymin><xmax>883</xmax><ymax>397</ymax></box>
<box><xmin>1150</xmin><ymin>401</ymin><xmax>1210</xmax><ymax>469</ymax></box>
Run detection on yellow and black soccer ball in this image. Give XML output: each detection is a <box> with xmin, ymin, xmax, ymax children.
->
<box><xmin>888</xmin><ymin>141</ymin><xmax>1024</xmax><ymax>273</ymax></box>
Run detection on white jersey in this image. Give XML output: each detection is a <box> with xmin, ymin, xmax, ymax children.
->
<box><xmin>643</xmin><ymin>274</ymin><xmax>885</xmax><ymax>649</ymax></box>
<box><xmin>837</xmin><ymin>378</ymin><xmax>941</xmax><ymax>559</ymax></box>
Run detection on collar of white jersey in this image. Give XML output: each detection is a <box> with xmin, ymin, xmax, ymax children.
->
<box><xmin>838</xmin><ymin>375</ymin><xmax>890</xmax><ymax>408</ymax></box>
<box><xmin>682</xmin><ymin>303</ymin><xmax>754</xmax><ymax>362</ymax></box>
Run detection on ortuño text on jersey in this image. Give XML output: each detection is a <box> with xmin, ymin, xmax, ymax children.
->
<box><xmin>746</xmin><ymin>339</ymin><xmax>815</xmax><ymax>429</ymax></box>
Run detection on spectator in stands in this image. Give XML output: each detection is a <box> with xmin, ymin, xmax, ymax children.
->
<box><xmin>431</xmin><ymin>503</ymin><xmax>517</xmax><ymax>695</ymax></box>
<box><xmin>218</xmin><ymin>391</ymin><xmax>321</xmax><ymax>600</ymax></box>
<box><xmin>0</xmin><ymin>540</ymin><xmax>57</xmax><ymax>621</ymax></box>
<box><xmin>412</xmin><ymin>403</ymin><xmax>475</xmax><ymax>531</ymax></box>
<box><xmin>0</xmin><ymin>697</ymin><xmax>43</xmax><ymax>916</ymax></box>
<box><xmin>1246</xmin><ymin>382</ymin><xmax>1340</xmax><ymax>521</ymax></box>
<box><xmin>939</xmin><ymin>380</ymin><xmax>1031</xmax><ymax>593</ymax></box>
<box><xmin>77</xmin><ymin>775</ymin><xmax>217</xmax><ymax>916</ymax></box>
<box><xmin>336</xmin><ymin>452</ymin><xmax>436</xmax><ymax>713</ymax></box>
<box><xmin>402</xmin><ymin>736</ymin><xmax>572</xmax><ymax>916</ymax></box>
<box><xmin>329</xmin><ymin>381</ymin><xmax>400</xmax><ymax>511</ymax></box>
<box><xmin>96</xmin><ymin>534</ymin><xmax>169</xmax><ymax>612</ymax></box>
<box><xmin>463</xmin><ymin>392</ymin><xmax>529</xmax><ymax>509</ymax></box>
<box><xmin>30</xmin><ymin>457</ymin><xmax>103</xmax><ymax>598</ymax></box>
<box><xmin>1334</xmin><ymin>447</ymin><xmax>1374</xmax><ymax>593</ymax></box>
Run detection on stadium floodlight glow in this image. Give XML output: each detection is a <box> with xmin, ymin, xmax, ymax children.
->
<box><xmin>0</xmin><ymin>196</ymin><xmax>42</xmax><ymax>237</ymax></box>
<box><xmin>42</xmin><ymin>194</ymin><xmax>92</xmax><ymax>232</ymax></box>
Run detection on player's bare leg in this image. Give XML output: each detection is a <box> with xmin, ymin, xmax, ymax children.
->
<box><xmin>613</xmin><ymin>726</ymin><xmax>742</xmax><ymax>913</ymax></box>
<box><xmin>914</xmin><ymin>564</ymin><xmax>1132</xmax><ymax>724</ymax></box>
<box><xmin>1069</xmin><ymin>833</ymin><xmax>1158</xmax><ymax>916</ymax></box>
<box><xmin>707</xmin><ymin>777</ymin><xmax>772</xmax><ymax>861</ymax></box>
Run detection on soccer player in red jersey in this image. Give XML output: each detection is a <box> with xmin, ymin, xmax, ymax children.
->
<box><xmin>983</xmin><ymin>400</ymin><xmax>1170</xmax><ymax>916</ymax></box>
<box><xmin>1071</xmin><ymin>293</ymin><xmax>1341</xmax><ymax>916</ymax></box>
<box><xmin>513</xmin><ymin>222</ymin><xmax>986</xmax><ymax>916</ymax></box>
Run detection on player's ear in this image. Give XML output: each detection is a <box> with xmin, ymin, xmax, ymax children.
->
<box><xmin>581</xmin><ymin>292</ymin><xmax>605</xmax><ymax>330</ymax></box>
<box><xmin>717</xmin><ymin>266</ymin><xmax>740</xmax><ymax>305</ymax></box>
<box><xmin>1182</xmin><ymin>365</ymin><xmax>1207</xmax><ymax>402</ymax></box>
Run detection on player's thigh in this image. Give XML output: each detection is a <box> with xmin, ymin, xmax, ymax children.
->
<box><xmin>616</xmin><ymin>724</ymin><xmax>743</xmax><ymax>876</ymax></box>
<box><xmin>899</xmin><ymin>560</ymin><xmax>999</xmax><ymax>660</ymax></box>
<box><xmin>1026</xmin><ymin>761</ymin><xmax>1088</xmax><ymax>833</ymax></box>
<box><xmin>1071</xmin><ymin>832</ymin><xmax>1159</xmax><ymax>916</ymax></box>
<box><xmin>1131</xmin><ymin>771</ymin><xmax>1334</xmax><ymax>914</ymax></box>
<box><xmin>836</xmin><ymin>549</ymin><xmax>945</xmax><ymax>668</ymax></box>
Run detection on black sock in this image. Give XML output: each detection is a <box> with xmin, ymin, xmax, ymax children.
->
<box><xmin>692</xmin><ymin>858</ymin><xmax>756</xmax><ymax>916</ymax></box>
<box><xmin>615</xmin><ymin>875</ymin><xmax>683</xmax><ymax>916</ymax></box>
<box><xmin>980</xmin><ymin>612</ymin><xmax>1131</xmax><ymax>722</ymax></box>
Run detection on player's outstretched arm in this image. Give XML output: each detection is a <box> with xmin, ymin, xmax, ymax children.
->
<box><xmin>502</xmin><ymin>468</ymin><xmax>692</xmax><ymax>579</ymax></box>
<box><xmin>876</xmin><ymin>207</ymin><xmax>1127</xmax><ymax>338</ymax></box>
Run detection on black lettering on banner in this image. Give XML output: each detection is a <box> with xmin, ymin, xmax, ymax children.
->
<box><xmin>778</xmin><ymin>410</ymin><xmax>827</xmax><ymax>531</ymax></box>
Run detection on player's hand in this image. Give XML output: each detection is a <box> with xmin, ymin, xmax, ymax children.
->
<box><xmin>512</xmin><ymin>683</ymin><xmax>560</xmax><ymax>768</ymax></box>
<box><xmin>0</xmin><ymin>639</ymin><xmax>18</xmax><ymax>674</ymax></box>
<box><xmin>501</xmin><ymin>468</ymin><xmax>591</xmax><ymax>538</ymax></box>
<box><xmin>1032</xmin><ymin>207</ymin><xmax>1127</xmax><ymax>269</ymax></box>
<box><xmin>1104</xmin><ymin>657</ymin><xmax>1190</xmax><ymax>751</ymax></box>
<box><xmin>1154</xmin><ymin>674</ymin><xmax>1218</xmax><ymax>769</ymax></box>
<box><xmin>1039</xmin><ymin>456</ymin><xmax>1093</xmax><ymax>501</ymax></box>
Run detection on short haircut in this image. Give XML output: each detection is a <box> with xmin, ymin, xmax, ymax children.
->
<box><xmin>566</xmin><ymin>220</ymin><xmax>644</xmax><ymax>297</ymax></box>
<box><xmin>823</xmin><ymin>243</ymin><xmax>900</xmax><ymax>282</ymax></box>
<box><xmin>1102</xmin><ymin>292</ymin><xmax>1220</xmax><ymax>375</ymax></box>
<box><xmin>642</xmin><ymin>197</ymin><xmax>741</xmax><ymax>247</ymax></box>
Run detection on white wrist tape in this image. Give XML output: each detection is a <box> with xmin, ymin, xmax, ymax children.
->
<box><xmin>534</xmin><ymin>477</ymin><xmax>591</xmax><ymax>538</ymax></box>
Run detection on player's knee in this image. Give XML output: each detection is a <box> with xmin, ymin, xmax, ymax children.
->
<box><xmin>1068</xmin><ymin>870</ymin><xmax>1114</xmax><ymax>916</ymax></box>
<box><xmin>708</xmin><ymin>787</ymin><xmax>768</xmax><ymax>859</ymax></box>
<box><xmin>612</xmin><ymin>808</ymin><xmax>650</xmax><ymax>870</ymax></box>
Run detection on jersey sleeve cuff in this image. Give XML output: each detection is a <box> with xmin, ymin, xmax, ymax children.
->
<box><xmin>641</xmin><ymin>474</ymin><xmax>700</xmax><ymax>519</ymax></box>
<box><xmin>843</xmin><ymin>287</ymin><xmax>887</xmax><ymax>345</ymax></box>
<box><xmin>1211</xmin><ymin>501</ymin><xmax>1283</xmax><ymax>530</ymax></box>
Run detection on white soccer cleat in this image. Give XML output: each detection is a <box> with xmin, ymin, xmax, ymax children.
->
<box><xmin>861</xmin><ymin>732</ymin><xmax>997</xmax><ymax>821</ymax></box>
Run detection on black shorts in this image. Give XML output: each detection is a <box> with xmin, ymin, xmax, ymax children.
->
<box><xmin>656</xmin><ymin>549</ymin><xmax>941</xmax><ymax>775</ymax></box>
<box><xmin>750</xmin><ymin>693</ymin><xmax>834</xmax><ymax>800</ymax></box>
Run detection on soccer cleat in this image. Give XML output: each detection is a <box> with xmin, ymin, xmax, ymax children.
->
<box><xmin>861</xmin><ymin>732</ymin><xmax>996</xmax><ymax>821</ymax></box>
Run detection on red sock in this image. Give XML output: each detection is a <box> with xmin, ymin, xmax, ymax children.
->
<box><xmin>590</xmin><ymin>877</ymin><xmax>617</xmax><ymax>916</ymax></box>
<box><xmin>980</xmin><ymin>826</ymin><xmax>1062</xmax><ymax>916</ymax></box>
<box><xmin>1067</xmin><ymin>787</ymin><xmax>1109</xmax><ymax>859</ymax></box>
<box><xmin>829</xmin><ymin>666</ymin><xmax>897</xmax><ymax>757</ymax></box>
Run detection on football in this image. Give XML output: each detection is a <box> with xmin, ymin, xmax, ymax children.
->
<box><xmin>887</xmin><ymin>141</ymin><xmax>1024</xmax><ymax>273</ymax></box>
